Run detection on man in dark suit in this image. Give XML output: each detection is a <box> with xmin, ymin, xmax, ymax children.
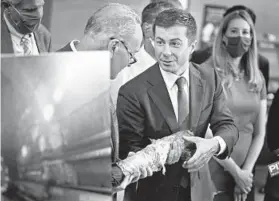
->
<box><xmin>191</xmin><ymin>5</ymin><xmax>269</xmax><ymax>89</ymax></box>
<box><xmin>1</xmin><ymin>0</ymin><xmax>51</xmax><ymax>55</ymax></box>
<box><xmin>117</xmin><ymin>9</ymin><xmax>239</xmax><ymax>201</ymax></box>
<box><xmin>264</xmin><ymin>89</ymin><xmax>279</xmax><ymax>201</ymax></box>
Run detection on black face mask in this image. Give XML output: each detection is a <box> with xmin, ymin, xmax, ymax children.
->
<box><xmin>6</xmin><ymin>5</ymin><xmax>42</xmax><ymax>35</ymax></box>
<box><xmin>223</xmin><ymin>36</ymin><xmax>252</xmax><ymax>58</ymax></box>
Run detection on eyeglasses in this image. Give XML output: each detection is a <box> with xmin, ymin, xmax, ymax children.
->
<box><xmin>110</xmin><ymin>37</ymin><xmax>137</xmax><ymax>66</ymax></box>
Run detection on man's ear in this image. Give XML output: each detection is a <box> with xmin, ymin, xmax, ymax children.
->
<box><xmin>142</xmin><ymin>22</ymin><xmax>151</xmax><ymax>32</ymax></box>
<box><xmin>189</xmin><ymin>40</ymin><xmax>197</xmax><ymax>55</ymax></box>
<box><xmin>107</xmin><ymin>39</ymin><xmax>120</xmax><ymax>58</ymax></box>
<box><xmin>142</xmin><ymin>22</ymin><xmax>153</xmax><ymax>37</ymax></box>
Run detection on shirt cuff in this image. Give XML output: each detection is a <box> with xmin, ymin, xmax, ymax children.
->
<box><xmin>214</xmin><ymin>136</ymin><xmax>227</xmax><ymax>156</ymax></box>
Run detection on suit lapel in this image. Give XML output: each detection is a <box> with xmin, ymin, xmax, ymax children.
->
<box><xmin>1</xmin><ymin>17</ymin><xmax>14</xmax><ymax>54</ymax></box>
<box><xmin>189</xmin><ymin>63</ymin><xmax>205</xmax><ymax>132</ymax></box>
<box><xmin>34</xmin><ymin>29</ymin><xmax>44</xmax><ymax>53</ymax></box>
<box><xmin>147</xmin><ymin>64</ymin><xmax>179</xmax><ymax>133</ymax></box>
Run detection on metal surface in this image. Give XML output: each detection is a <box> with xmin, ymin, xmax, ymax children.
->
<box><xmin>1</xmin><ymin>52</ymin><xmax>112</xmax><ymax>197</ymax></box>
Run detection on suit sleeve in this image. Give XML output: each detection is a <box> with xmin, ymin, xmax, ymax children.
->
<box><xmin>266</xmin><ymin>89</ymin><xmax>279</xmax><ymax>153</ymax></box>
<box><xmin>116</xmin><ymin>86</ymin><xmax>146</xmax><ymax>159</ymax></box>
<box><xmin>209</xmin><ymin>70</ymin><xmax>239</xmax><ymax>159</ymax></box>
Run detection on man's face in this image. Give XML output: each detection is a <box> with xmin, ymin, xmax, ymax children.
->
<box><xmin>7</xmin><ymin>0</ymin><xmax>44</xmax><ymax>34</ymax></box>
<box><xmin>110</xmin><ymin>24</ymin><xmax>143</xmax><ymax>79</ymax></box>
<box><xmin>154</xmin><ymin>25</ymin><xmax>196</xmax><ymax>75</ymax></box>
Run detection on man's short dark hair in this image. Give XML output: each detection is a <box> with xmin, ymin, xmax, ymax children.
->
<box><xmin>153</xmin><ymin>8</ymin><xmax>197</xmax><ymax>43</ymax></box>
<box><xmin>223</xmin><ymin>5</ymin><xmax>256</xmax><ymax>24</ymax></box>
<box><xmin>142</xmin><ymin>1</ymin><xmax>181</xmax><ymax>24</ymax></box>
<box><xmin>149</xmin><ymin>0</ymin><xmax>182</xmax><ymax>8</ymax></box>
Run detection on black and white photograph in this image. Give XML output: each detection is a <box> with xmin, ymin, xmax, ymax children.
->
<box><xmin>1</xmin><ymin>0</ymin><xmax>279</xmax><ymax>201</ymax></box>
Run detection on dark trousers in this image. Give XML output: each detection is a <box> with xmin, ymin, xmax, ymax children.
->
<box><xmin>177</xmin><ymin>186</ymin><xmax>191</xmax><ymax>201</ymax></box>
<box><xmin>264</xmin><ymin>194</ymin><xmax>279</xmax><ymax>201</ymax></box>
<box><xmin>123</xmin><ymin>184</ymin><xmax>191</xmax><ymax>201</ymax></box>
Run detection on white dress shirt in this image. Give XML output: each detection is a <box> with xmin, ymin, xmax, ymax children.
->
<box><xmin>159</xmin><ymin>65</ymin><xmax>226</xmax><ymax>155</ymax></box>
<box><xmin>159</xmin><ymin>65</ymin><xmax>189</xmax><ymax>121</ymax></box>
<box><xmin>4</xmin><ymin>13</ymin><xmax>39</xmax><ymax>56</ymax></box>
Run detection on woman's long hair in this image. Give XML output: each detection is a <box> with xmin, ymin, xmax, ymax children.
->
<box><xmin>212</xmin><ymin>10</ymin><xmax>263</xmax><ymax>94</ymax></box>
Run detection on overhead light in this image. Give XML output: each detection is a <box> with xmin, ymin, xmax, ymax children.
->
<box><xmin>38</xmin><ymin>136</ymin><xmax>46</xmax><ymax>152</ymax></box>
<box><xmin>43</xmin><ymin>104</ymin><xmax>54</xmax><ymax>121</ymax></box>
<box><xmin>21</xmin><ymin>146</ymin><xmax>28</xmax><ymax>158</ymax></box>
<box><xmin>53</xmin><ymin>88</ymin><xmax>64</xmax><ymax>103</ymax></box>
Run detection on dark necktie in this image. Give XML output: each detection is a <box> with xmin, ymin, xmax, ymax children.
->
<box><xmin>176</xmin><ymin>77</ymin><xmax>190</xmax><ymax>188</ymax></box>
<box><xmin>176</xmin><ymin>77</ymin><xmax>188</xmax><ymax>125</ymax></box>
<box><xmin>20</xmin><ymin>35</ymin><xmax>32</xmax><ymax>55</ymax></box>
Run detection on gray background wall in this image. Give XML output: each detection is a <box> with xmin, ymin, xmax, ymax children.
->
<box><xmin>47</xmin><ymin>0</ymin><xmax>279</xmax><ymax>51</ymax></box>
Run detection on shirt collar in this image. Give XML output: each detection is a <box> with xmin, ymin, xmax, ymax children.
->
<box><xmin>69</xmin><ymin>40</ymin><xmax>80</xmax><ymax>52</ymax></box>
<box><xmin>159</xmin><ymin>64</ymin><xmax>189</xmax><ymax>90</ymax></box>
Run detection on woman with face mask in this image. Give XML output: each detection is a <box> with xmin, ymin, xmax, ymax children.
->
<box><xmin>201</xmin><ymin>10</ymin><xmax>267</xmax><ymax>201</ymax></box>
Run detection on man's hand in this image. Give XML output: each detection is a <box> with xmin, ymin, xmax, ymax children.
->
<box><xmin>182</xmin><ymin>136</ymin><xmax>220</xmax><ymax>172</ymax></box>
<box><xmin>127</xmin><ymin>152</ymin><xmax>153</xmax><ymax>183</ymax></box>
<box><xmin>234</xmin><ymin>185</ymin><xmax>248</xmax><ymax>201</ymax></box>
<box><xmin>232</xmin><ymin>169</ymin><xmax>253</xmax><ymax>194</ymax></box>
<box><xmin>166</xmin><ymin>136</ymin><xmax>183</xmax><ymax>165</ymax></box>
<box><xmin>113</xmin><ymin>152</ymin><xmax>153</xmax><ymax>193</ymax></box>
<box><xmin>113</xmin><ymin>173</ymin><xmax>134</xmax><ymax>193</ymax></box>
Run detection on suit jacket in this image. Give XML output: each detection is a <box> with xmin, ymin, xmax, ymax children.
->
<box><xmin>191</xmin><ymin>47</ymin><xmax>270</xmax><ymax>89</ymax></box>
<box><xmin>117</xmin><ymin>62</ymin><xmax>239</xmax><ymax>201</ymax></box>
<box><xmin>265</xmin><ymin>89</ymin><xmax>279</xmax><ymax>198</ymax></box>
<box><xmin>267</xmin><ymin>89</ymin><xmax>279</xmax><ymax>152</ymax></box>
<box><xmin>1</xmin><ymin>16</ymin><xmax>52</xmax><ymax>54</ymax></box>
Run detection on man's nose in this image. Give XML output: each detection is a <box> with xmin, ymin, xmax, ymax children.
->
<box><xmin>162</xmin><ymin>44</ymin><xmax>171</xmax><ymax>56</ymax></box>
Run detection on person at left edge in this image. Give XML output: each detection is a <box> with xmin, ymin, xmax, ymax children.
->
<box><xmin>1</xmin><ymin>0</ymin><xmax>51</xmax><ymax>55</ymax></box>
